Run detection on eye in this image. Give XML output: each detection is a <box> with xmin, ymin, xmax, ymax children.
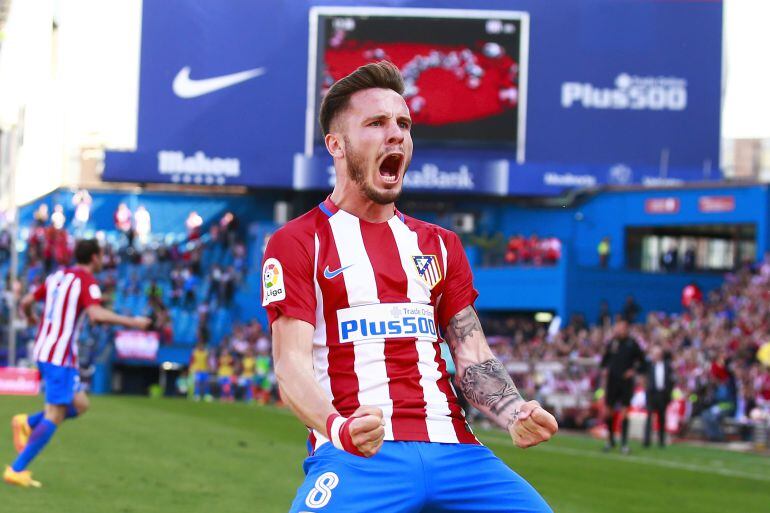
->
<box><xmin>399</xmin><ymin>121</ymin><xmax>411</xmax><ymax>129</ymax></box>
<box><xmin>369</xmin><ymin>120</ymin><xmax>383</xmax><ymax>127</ymax></box>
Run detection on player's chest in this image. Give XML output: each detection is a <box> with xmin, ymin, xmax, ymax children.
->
<box><xmin>315</xmin><ymin>235</ymin><xmax>446</xmax><ymax>308</ymax></box>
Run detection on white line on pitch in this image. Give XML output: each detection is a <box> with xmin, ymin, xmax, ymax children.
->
<box><xmin>480</xmin><ymin>434</ymin><xmax>770</xmax><ymax>483</ymax></box>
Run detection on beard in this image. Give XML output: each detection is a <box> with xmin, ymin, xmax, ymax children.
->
<box><xmin>344</xmin><ymin>136</ymin><xmax>404</xmax><ymax>205</ymax></box>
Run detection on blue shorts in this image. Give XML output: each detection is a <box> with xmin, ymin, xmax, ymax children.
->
<box><xmin>38</xmin><ymin>362</ymin><xmax>81</xmax><ymax>405</ymax></box>
<box><xmin>289</xmin><ymin>441</ymin><xmax>552</xmax><ymax>513</ymax></box>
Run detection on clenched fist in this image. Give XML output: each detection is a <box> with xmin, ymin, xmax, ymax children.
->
<box><xmin>326</xmin><ymin>406</ymin><xmax>386</xmax><ymax>457</ymax></box>
<box><xmin>508</xmin><ymin>400</ymin><xmax>558</xmax><ymax>449</ymax></box>
<box><xmin>348</xmin><ymin>406</ymin><xmax>386</xmax><ymax>457</ymax></box>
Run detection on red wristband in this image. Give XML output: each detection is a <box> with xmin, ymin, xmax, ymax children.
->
<box><xmin>325</xmin><ymin>413</ymin><xmax>341</xmax><ymax>440</ymax></box>
<box><xmin>325</xmin><ymin>413</ymin><xmax>364</xmax><ymax>456</ymax></box>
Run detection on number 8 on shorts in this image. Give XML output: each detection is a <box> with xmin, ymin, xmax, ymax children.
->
<box><xmin>304</xmin><ymin>472</ymin><xmax>340</xmax><ymax>509</ymax></box>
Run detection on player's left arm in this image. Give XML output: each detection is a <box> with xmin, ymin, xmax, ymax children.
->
<box><xmin>445</xmin><ymin>305</ymin><xmax>558</xmax><ymax>448</ymax></box>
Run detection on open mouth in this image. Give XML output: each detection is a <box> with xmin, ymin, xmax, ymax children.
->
<box><xmin>378</xmin><ymin>153</ymin><xmax>403</xmax><ymax>184</ymax></box>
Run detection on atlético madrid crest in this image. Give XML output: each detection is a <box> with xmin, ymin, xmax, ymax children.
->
<box><xmin>412</xmin><ymin>255</ymin><xmax>442</xmax><ymax>290</ymax></box>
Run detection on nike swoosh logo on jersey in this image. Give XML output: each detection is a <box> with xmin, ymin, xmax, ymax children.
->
<box><xmin>323</xmin><ymin>264</ymin><xmax>353</xmax><ymax>279</ymax></box>
<box><xmin>172</xmin><ymin>66</ymin><xmax>266</xmax><ymax>99</ymax></box>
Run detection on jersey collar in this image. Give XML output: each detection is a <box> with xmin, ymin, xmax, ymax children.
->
<box><xmin>320</xmin><ymin>196</ymin><xmax>404</xmax><ymax>223</ymax></box>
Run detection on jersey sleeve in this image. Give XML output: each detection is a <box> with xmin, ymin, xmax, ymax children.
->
<box><xmin>79</xmin><ymin>275</ymin><xmax>102</xmax><ymax>309</ymax></box>
<box><xmin>32</xmin><ymin>281</ymin><xmax>47</xmax><ymax>302</ymax></box>
<box><xmin>261</xmin><ymin>226</ymin><xmax>316</xmax><ymax>328</ymax></box>
<box><xmin>437</xmin><ymin>230</ymin><xmax>479</xmax><ymax>331</ymax></box>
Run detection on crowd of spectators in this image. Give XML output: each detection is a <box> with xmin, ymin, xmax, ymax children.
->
<box><xmin>465</xmin><ymin>232</ymin><xmax>562</xmax><ymax>267</ymax></box>
<box><xmin>181</xmin><ymin>320</ymin><xmax>277</xmax><ymax>403</ymax></box>
<box><xmin>478</xmin><ymin>261</ymin><xmax>770</xmax><ymax>443</ymax></box>
<box><xmin>0</xmin><ymin>204</ymin><xmax>275</xmax><ymax>402</ymax></box>
<box><xmin>503</xmin><ymin>234</ymin><xmax>562</xmax><ymax>266</ymax></box>
<box><xmin>0</xmin><ymin>225</ymin><xmax>10</xmax><ymax>264</ymax></box>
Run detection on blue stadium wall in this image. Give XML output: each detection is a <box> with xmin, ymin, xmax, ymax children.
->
<box><xmin>465</xmin><ymin>184</ymin><xmax>766</xmax><ymax>322</ymax></box>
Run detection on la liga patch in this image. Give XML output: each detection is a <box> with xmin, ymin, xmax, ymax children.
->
<box><xmin>262</xmin><ymin>257</ymin><xmax>286</xmax><ymax>306</ymax></box>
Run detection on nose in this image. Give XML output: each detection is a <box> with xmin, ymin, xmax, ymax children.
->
<box><xmin>386</xmin><ymin>119</ymin><xmax>404</xmax><ymax>146</ymax></box>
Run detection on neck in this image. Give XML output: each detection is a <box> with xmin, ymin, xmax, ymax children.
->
<box><xmin>75</xmin><ymin>263</ymin><xmax>93</xmax><ymax>274</ymax></box>
<box><xmin>329</xmin><ymin>180</ymin><xmax>395</xmax><ymax>224</ymax></box>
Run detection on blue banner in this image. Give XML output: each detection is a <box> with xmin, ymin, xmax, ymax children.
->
<box><xmin>104</xmin><ymin>0</ymin><xmax>723</xmax><ymax>195</ymax></box>
<box><xmin>293</xmin><ymin>153</ymin><xmax>715</xmax><ymax>196</ymax></box>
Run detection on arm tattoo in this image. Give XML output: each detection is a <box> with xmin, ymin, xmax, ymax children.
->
<box><xmin>446</xmin><ymin>307</ymin><xmax>482</xmax><ymax>345</ymax></box>
<box><xmin>460</xmin><ymin>358</ymin><xmax>523</xmax><ymax>423</ymax></box>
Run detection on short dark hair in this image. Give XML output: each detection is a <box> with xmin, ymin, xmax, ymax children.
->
<box><xmin>74</xmin><ymin>239</ymin><xmax>101</xmax><ymax>265</ymax></box>
<box><xmin>318</xmin><ymin>61</ymin><xmax>405</xmax><ymax>136</ymax></box>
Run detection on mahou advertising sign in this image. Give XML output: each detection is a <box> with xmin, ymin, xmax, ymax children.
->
<box><xmin>0</xmin><ymin>367</ymin><xmax>40</xmax><ymax>396</ymax></box>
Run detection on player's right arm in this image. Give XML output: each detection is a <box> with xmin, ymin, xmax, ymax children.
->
<box><xmin>272</xmin><ymin>316</ymin><xmax>384</xmax><ymax>457</ymax></box>
<box><xmin>19</xmin><ymin>291</ymin><xmax>39</xmax><ymax>326</ymax></box>
<box><xmin>263</xmin><ymin>225</ymin><xmax>383</xmax><ymax>457</ymax></box>
<box><xmin>19</xmin><ymin>280</ymin><xmax>48</xmax><ymax>326</ymax></box>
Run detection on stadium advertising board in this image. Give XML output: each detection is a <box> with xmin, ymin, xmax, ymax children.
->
<box><xmin>644</xmin><ymin>197</ymin><xmax>681</xmax><ymax>214</ymax></box>
<box><xmin>0</xmin><ymin>367</ymin><xmax>40</xmax><ymax>396</ymax></box>
<box><xmin>104</xmin><ymin>0</ymin><xmax>722</xmax><ymax>195</ymax></box>
<box><xmin>115</xmin><ymin>331</ymin><xmax>160</xmax><ymax>361</ymax></box>
<box><xmin>698</xmin><ymin>195</ymin><xmax>736</xmax><ymax>213</ymax></box>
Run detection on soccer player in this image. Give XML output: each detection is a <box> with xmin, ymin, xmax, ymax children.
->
<box><xmin>5</xmin><ymin>239</ymin><xmax>151</xmax><ymax>488</ymax></box>
<box><xmin>262</xmin><ymin>62</ymin><xmax>558</xmax><ymax>512</ymax></box>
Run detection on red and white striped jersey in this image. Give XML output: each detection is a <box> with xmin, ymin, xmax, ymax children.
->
<box><xmin>262</xmin><ymin>197</ymin><xmax>479</xmax><ymax>448</ymax></box>
<box><xmin>32</xmin><ymin>267</ymin><xmax>101</xmax><ymax>368</ymax></box>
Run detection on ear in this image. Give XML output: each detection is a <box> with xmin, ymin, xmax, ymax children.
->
<box><xmin>325</xmin><ymin>133</ymin><xmax>345</xmax><ymax>159</ymax></box>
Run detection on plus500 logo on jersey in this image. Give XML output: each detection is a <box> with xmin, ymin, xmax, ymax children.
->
<box><xmin>337</xmin><ymin>303</ymin><xmax>438</xmax><ymax>343</ymax></box>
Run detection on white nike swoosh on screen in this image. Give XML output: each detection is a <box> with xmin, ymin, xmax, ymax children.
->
<box><xmin>172</xmin><ymin>66</ymin><xmax>266</xmax><ymax>99</ymax></box>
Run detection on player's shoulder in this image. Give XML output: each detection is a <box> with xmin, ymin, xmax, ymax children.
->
<box><xmin>46</xmin><ymin>268</ymin><xmax>66</xmax><ymax>282</ymax></box>
<box><xmin>264</xmin><ymin>206</ymin><xmax>323</xmax><ymax>259</ymax></box>
<box><xmin>66</xmin><ymin>266</ymin><xmax>96</xmax><ymax>283</ymax></box>
<box><xmin>271</xmin><ymin>207</ymin><xmax>323</xmax><ymax>241</ymax></box>
<box><xmin>402</xmin><ymin>213</ymin><xmax>444</xmax><ymax>235</ymax></box>
<box><xmin>401</xmin><ymin>214</ymin><xmax>462</xmax><ymax>245</ymax></box>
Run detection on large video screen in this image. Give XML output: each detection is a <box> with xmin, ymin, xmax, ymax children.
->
<box><xmin>308</xmin><ymin>8</ymin><xmax>529</xmax><ymax>160</ymax></box>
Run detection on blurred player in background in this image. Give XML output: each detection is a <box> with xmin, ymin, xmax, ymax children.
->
<box><xmin>5</xmin><ymin>239</ymin><xmax>152</xmax><ymax>488</ymax></box>
<box><xmin>263</xmin><ymin>62</ymin><xmax>557</xmax><ymax>513</ymax></box>
<box><xmin>601</xmin><ymin>319</ymin><xmax>645</xmax><ymax>454</ymax></box>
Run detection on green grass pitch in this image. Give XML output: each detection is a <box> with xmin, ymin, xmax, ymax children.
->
<box><xmin>1</xmin><ymin>396</ymin><xmax>768</xmax><ymax>512</ymax></box>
